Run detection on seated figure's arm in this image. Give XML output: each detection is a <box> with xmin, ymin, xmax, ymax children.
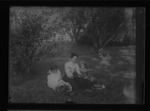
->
<box><xmin>76</xmin><ymin>64</ymin><xmax>82</xmax><ymax>76</ymax></box>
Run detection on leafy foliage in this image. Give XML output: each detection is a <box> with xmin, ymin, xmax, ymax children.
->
<box><xmin>82</xmin><ymin>8</ymin><xmax>126</xmax><ymax>52</ymax></box>
<box><xmin>9</xmin><ymin>9</ymin><xmax>53</xmax><ymax>75</ymax></box>
<box><xmin>61</xmin><ymin>8</ymin><xmax>128</xmax><ymax>53</ymax></box>
<box><xmin>9</xmin><ymin>7</ymin><xmax>135</xmax><ymax>76</ymax></box>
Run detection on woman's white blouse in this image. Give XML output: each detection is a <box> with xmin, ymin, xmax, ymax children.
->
<box><xmin>65</xmin><ymin>61</ymin><xmax>81</xmax><ymax>78</ymax></box>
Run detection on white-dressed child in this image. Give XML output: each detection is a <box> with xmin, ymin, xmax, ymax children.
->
<box><xmin>47</xmin><ymin>65</ymin><xmax>72</xmax><ymax>92</ymax></box>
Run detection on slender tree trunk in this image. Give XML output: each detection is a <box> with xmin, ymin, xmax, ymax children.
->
<box><xmin>66</xmin><ymin>29</ymin><xmax>75</xmax><ymax>43</ymax></box>
<box><xmin>93</xmin><ymin>39</ymin><xmax>100</xmax><ymax>54</ymax></box>
<box><xmin>26</xmin><ymin>66</ymin><xmax>31</xmax><ymax>74</ymax></box>
<box><xmin>24</xmin><ymin>59</ymin><xmax>32</xmax><ymax>74</ymax></box>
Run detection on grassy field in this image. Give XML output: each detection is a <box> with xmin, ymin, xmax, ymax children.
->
<box><xmin>9</xmin><ymin>43</ymin><xmax>136</xmax><ymax>104</ymax></box>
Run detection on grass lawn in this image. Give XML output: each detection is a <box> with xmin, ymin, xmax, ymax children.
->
<box><xmin>9</xmin><ymin>44</ymin><xmax>136</xmax><ymax>104</ymax></box>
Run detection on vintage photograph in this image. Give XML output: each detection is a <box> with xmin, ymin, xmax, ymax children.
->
<box><xmin>9</xmin><ymin>7</ymin><xmax>136</xmax><ymax>104</ymax></box>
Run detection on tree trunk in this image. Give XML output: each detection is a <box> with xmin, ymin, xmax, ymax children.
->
<box><xmin>25</xmin><ymin>66</ymin><xmax>31</xmax><ymax>74</ymax></box>
<box><xmin>93</xmin><ymin>39</ymin><xmax>99</xmax><ymax>54</ymax></box>
<box><xmin>98</xmin><ymin>22</ymin><xmax>124</xmax><ymax>52</ymax></box>
<box><xmin>66</xmin><ymin>30</ymin><xmax>75</xmax><ymax>43</ymax></box>
<box><xmin>24</xmin><ymin>61</ymin><xmax>32</xmax><ymax>75</ymax></box>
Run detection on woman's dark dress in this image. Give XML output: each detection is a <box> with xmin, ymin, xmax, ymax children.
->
<box><xmin>63</xmin><ymin>72</ymin><xmax>95</xmax><ymax>91</ymax></box>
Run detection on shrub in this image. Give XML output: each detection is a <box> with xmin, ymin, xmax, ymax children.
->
<box><xmin>9</xmin><ymin>10</ymin><xmax>51</xmax><ymax>75</ymax></box>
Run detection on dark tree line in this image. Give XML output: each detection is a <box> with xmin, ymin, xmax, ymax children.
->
<box><xmin>61</xmin><ymin>8</ymin><xmax>134</xmax><ymax>53</ymax></box>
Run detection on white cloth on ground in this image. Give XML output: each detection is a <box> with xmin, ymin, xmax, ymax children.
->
<box><xmin>47</xmin><ymin>70</ymin><xmax>72</xmax><ymax>91</ymax></box>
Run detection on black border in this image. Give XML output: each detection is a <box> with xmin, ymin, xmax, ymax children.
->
<box><xmin>1</xmin><ymin>0</ymin><xmax>146</xmax><ymax>111</ymax></box>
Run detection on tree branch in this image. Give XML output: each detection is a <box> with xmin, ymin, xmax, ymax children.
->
<box><xmin>98</xmin><ymin>22</ymin><xmax>124</xmax><ymax>51</ymax></box>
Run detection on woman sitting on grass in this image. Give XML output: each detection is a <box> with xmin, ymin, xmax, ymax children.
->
<box><xmin>63</xmin><ymin>53</ymin><xmax>101</xmax><ymax>93</ymax></box>
<box><xmin>47</xmin><ymin>64</ymin><xmax>72</xmax><ymax>92</ymax></box>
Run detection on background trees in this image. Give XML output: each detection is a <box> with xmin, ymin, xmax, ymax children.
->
<box><xmin>61</xmin><ymin>8</ymin><xmax>131</xmax><ymax>53</ymax></box>
<box><xmin>9</xmin><ymin>7</ymin><xmax>135</xmax><ymax>76</ymax></box>
<box><xmin>9</xmin><ymin>8</ymin><xmax>56</xmax><ymax>75</ymax></box>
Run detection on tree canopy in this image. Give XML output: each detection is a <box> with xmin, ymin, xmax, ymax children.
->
<box><xmin>60</xmin><ymin>8</ymin><xmax>127</xmax><ymax>52</ymax></box>
<box><xmin>9</xmin><ymin>7</ymin><xmax>135</xmax><ymax>75</ymax></box>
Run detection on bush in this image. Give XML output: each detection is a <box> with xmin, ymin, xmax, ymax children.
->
<box><xmin>9</xmin><ymin>10</ymin><xmax>51</xmax><ymax>75</ymax></box>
